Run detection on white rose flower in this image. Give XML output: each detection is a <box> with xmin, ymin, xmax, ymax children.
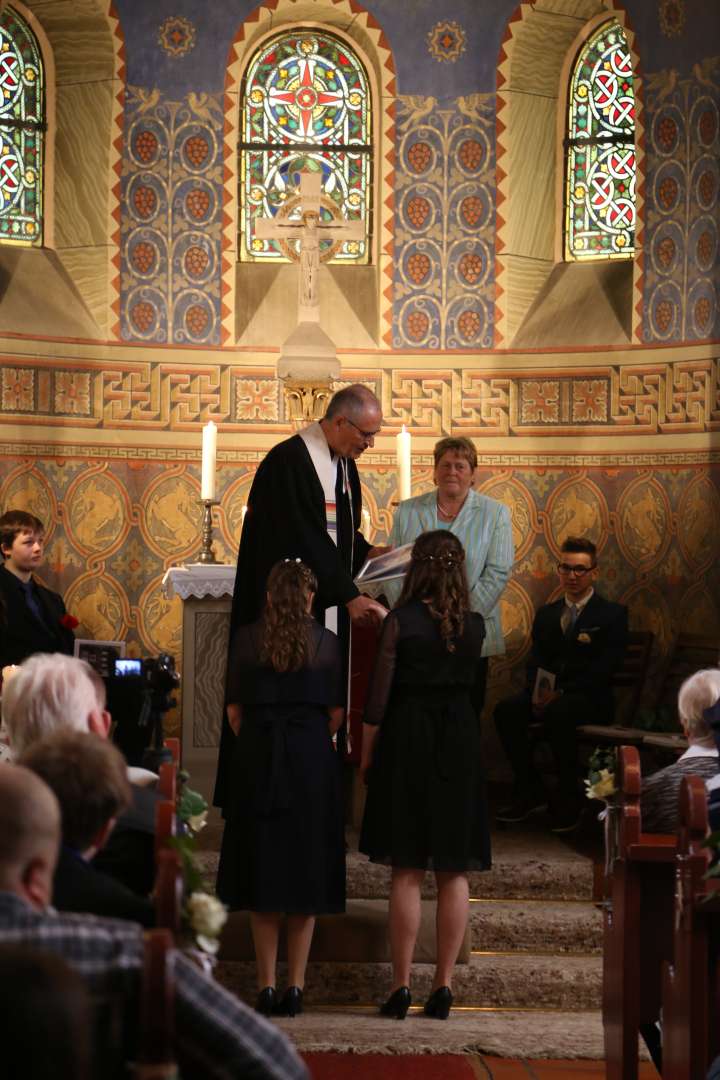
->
<box><xmin>187</xmin><ymin>892</ymin><xmax>227</xmax><ymax>940</ymax></box>
<box><xmin>188</xmin><ymin>810</ymin><xmax>208</xmax><ymax>833</ymax></box>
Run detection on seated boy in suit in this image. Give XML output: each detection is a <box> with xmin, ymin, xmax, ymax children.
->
<box><xmin>0</xmin><ymin>509</ymin><xmax>75</xmax><ymax>670</ymax></box>
<box><xmin>494</xmin><ymin>536</ymin><xmax>628</xmax><ymax>832</ymax></box>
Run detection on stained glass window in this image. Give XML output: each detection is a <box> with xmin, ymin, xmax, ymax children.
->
<box><xmin>0</xmin><ymin>6</ymin><xmax>44</xmax><ymax>246</ymax></box>
<box><xmin>240</xmin><ymin>30</ymin><xmax>372</xmax><ymax>263</ymax></box>
<box><xmin>565</xmin><ymin>21</ymin><xmax>635</xmax><ymax>260</ymax></box>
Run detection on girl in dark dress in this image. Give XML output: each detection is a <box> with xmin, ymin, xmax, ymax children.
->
<box><xmin>216</xmin><ymin>559</ymin><xmax>345</xmax><ymax>1018</ymax></box>
<box><xmin>359</xmin><ymin>531</ymin><xmax>489</xmax><ymax>1020</ymax></box>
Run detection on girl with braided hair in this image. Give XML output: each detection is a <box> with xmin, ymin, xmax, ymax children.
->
<box><xmin>216</xmin><ymin>558</ymin><xmax>346</xmax><ymax>1018</ymax></box>
<box><xmin>359</xmin><ymin>530</ymin><xmax>489</xmax><ymax>1020</ymax></box>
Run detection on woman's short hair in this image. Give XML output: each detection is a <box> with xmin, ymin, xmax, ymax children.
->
<box><xmin>433</xmin><ymin>436</ymin><xmax>477</xmax><ymax>472</ymax></box>
<box><xmin>678</xmin><ymin>668</ymin><xmax>720</xmax><ymax>740</ymax></box>
<box><xmin>2</xmin><ymin>654</ymin><xmax>100</xmax><ymax>755</ymax></box>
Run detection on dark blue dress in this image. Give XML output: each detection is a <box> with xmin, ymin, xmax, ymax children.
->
<box><xmin>216</xmin><ymin>618</ymin><xmax>346</xmax><ymax>914</ymax></box>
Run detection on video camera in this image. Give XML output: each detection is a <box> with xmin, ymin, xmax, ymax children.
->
<box><xmin>105</xmin><ymin>653</ymin><xmax>180</xmax><ymax>771</ymax></box>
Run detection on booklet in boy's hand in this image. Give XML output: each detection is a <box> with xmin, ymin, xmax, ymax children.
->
<box><xmin>354</xmin><ymin>543</ymin><xmax>413</xmax><ymax>586</ymax></box>
<box><xmin>532</xmin><ymin>668</ymin><xmax>556</xmax><ymax>707</ymax></box>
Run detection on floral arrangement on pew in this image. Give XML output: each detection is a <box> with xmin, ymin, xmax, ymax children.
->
<box><xmin>584</xmin><ymin>746</ymin><xmax>617</xmax><ymax>803</ymax></box>
<box><xmin>585</xmin><ymin>747</ymin><xmax>619</xmax><ymax>891</ymax></box>
<box><xmin>169</xmin><ymin>773</ymin><xmax>227</xmax><ymax>959</ymax></box>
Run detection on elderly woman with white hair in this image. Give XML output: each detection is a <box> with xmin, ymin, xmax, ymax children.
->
<box><xmin>640</xmin><ymin>667</ymin><xmax>720</xmax><ymax>833</ymax></box>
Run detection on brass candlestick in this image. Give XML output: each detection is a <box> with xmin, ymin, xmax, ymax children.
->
<box><xmin>197</xmin><ymin>499</ymin><xmax>221</xmax><ymax>564</ymax></box>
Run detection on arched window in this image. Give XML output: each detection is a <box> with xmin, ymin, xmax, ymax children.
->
<box><xmin>239</xmin><ymin>29</ymin><xmax>372</xmax><ymax>264</ymax></box>
<box><xmin>0</xmin><ymin>5</ymin><xmax>44</xmax><ymax>246</ymax></box>
<box><xmin>565</xmin><ymin>20</ymin><xmax>635</xmax><ymax>261</ymax></box>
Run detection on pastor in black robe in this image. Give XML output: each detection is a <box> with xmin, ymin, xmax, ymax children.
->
<box><xmin>213</xmin><ymin>430</ymin><xmax>370</xmax><ymax>808</ymax></box>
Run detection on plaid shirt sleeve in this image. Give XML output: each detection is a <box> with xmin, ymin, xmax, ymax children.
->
<box><xmin>173</xmin><ymin>952</ymin><xmax>309</xmax><ymax>1080</ymax></box>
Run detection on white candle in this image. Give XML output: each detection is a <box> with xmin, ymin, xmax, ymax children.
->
<box><xmin>397</xmin><ymin>424</ymin><xmax>411</xmax><ymax>501</ymax></box>
<box><xmin>201</xmin><ymin>421</ymin><xmax>217</xmax><ymax>501</ymax></box>
<box><xmin>362</xmin><ymin>508</ymin><xmax>371</xmax><ymax>538</ymax></box>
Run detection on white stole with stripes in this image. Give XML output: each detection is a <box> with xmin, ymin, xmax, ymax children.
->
<box><xmin>299</xmin><ymin>421</ymin><xmax>339</xmax><ymax>633</ymax></box>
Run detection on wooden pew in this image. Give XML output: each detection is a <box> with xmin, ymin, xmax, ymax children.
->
<box><xmin>132</xmin><ymin>929</ymin><xmax>176</xmax><ymax>1079</ymax></box>
<box><xmin>163</xmin><ymin>737</ymin><xmax>180</xmax><ymax>766</ymax></box>
<box><xmin>154</xmin><ymin>849</ymin><xmax>183</xmax><ymax>936</ymax></box>
<box><xmin>157</xmin><ymin>762</ymin><xmax>177</xmax><ymax>803</ymax></box>
<box><xmin>662</xmin><ymin>775</ymin><xmax>720</xmax><ymax>1080</ymax></box>
<box><xmin>154</xmin><ymin>800</ymin><xmax>177</xmax><ymax>865</ymax></box>
<box><xmin>602</xmin><ymin>745</ymin><xmax>677</xmax><ymax>1080</ymax></box>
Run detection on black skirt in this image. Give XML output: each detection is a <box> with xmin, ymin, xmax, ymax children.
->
<box><xmin>360</xmin><ymin>686</ymin><xmax>491</xmax><ymax>873</ymax></box>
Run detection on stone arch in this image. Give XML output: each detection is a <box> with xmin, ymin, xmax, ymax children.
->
<box><xmin>222</xmin><ymin>0</ymin><xmax>396</xmax><ymax>348</ymax></box>
<box><xmin>495</xmin><ymin>0</ymin><xmax>644</xmax><ymax>348</ymax></box>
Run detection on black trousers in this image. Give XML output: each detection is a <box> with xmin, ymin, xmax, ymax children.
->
<box><xmin>494</xmin><ymin>690</ymin><xmax>603</xmax><ymax>801</ymax></box>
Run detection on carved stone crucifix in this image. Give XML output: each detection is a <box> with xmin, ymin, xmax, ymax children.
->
<box><xmin>254</xmin><ymin>172</ymin><xmax>364</xmax><ymax>322</ymax></box>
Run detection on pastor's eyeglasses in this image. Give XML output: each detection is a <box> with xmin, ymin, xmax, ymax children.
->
<box><xmin>557</xmin><ymin>563</ymin><xmax>596</xmax><ymax>576</ymax></box>
<box><xmin>344</xmin><ymin>417</ymin><xmax>381</xmax><ymax>441</ymax></box>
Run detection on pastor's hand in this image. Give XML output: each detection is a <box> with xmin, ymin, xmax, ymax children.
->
<box><xmin>346</xmin><ymin>594</ymin><xmax>388</xmax><ymax>626</ymax></box>
<box><xmin>367</xmin><ymin>545</ymin><xmax>392</xmax><ymax>559</ymax></box>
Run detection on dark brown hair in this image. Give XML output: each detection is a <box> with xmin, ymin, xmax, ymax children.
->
<box><xmin>433</xmin><ymin>436</ymin><xmax>477</xmax><ymax>472</ymax></box>
<box><xmin>398</xmin><ymin>530</ymin><xmax>470</xmax><ymax>651</ymax></box>
<box><xmin>0</xmin><ymin>509</ymin><xmax>44</xmax><ymax>556</ymax></box>
<box><xmin>19</xmin><ymin>731</ymin><xmax>131</xmax><ymax>851</ymax></box>
<box><xmin>260</xmin><ymin>559</ymin><xmax>318</xmax><ymax>673</ymax></box>
<box><xmin>561</xmin><ymin>535</ymin><xmax>597</xmax><ymax>563</ymax></box>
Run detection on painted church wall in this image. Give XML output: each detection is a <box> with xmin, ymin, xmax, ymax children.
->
<box><xmin>0</xmin><ymin>0</ymin><xmax>718</xmax><ymax>737</ymax></box>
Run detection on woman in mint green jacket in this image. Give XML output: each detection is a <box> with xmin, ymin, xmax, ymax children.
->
<box><xmin>384</xmin><ymin>437</ymin><xmax>514</xmax><ymax>709</ymax></box>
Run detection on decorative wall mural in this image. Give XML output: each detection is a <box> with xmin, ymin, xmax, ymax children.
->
<box><xmin>644</xmin><ymin>60</ymin><xmax>720</xmax><ymax>341</ymax></box>
<box><xmin>3</xmin><ymin>453</ymin><xmax>719</xmax><ymax>735</ymax></box>
<box><xmin>2</xmin><ymin>358</ymin><xmax>719</xmax><ymax>438</ymax></box>
<box><xmin>121</xmin><ymin>87</ymin><xmax>224</xmax><ymax>345</ymax></box>
<box><xmin>393</xmin><ymin>94</ymin><xmax>495</xmax><ymax>349</ymax></box>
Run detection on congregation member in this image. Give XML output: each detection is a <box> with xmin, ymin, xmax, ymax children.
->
<box><xmin>0</xmin><ymin>763</ymin><xmax>308</xmax><ymax>1080</ymax></box>
<box><xmin>215</xmin><ymin>383</ymin><xmax>387</xmax><ymax>808</ymax></box>
<box><xmin>0</xmin><ymin>944</ymin><xmax>93</xmax><ymax>1080</ymax></box>
<box><xmin>0</xmin><ymin>509</ymin><xmax>75</xmax><ymax>670</ymax></box>
<box><xmin>20</xmin><ymin>730</ymin><xmax>155</xmax><ymax>927</ymax></box>
<box><xmin>360</xmin><ymin>531</ymin><xmax>488</xmax><ymax>1020</ymax></box>
<box><xmin>2</xmin><ymin>653</ymin><xmax>157</xmax><ymax>896</ymax></box>
<box><xmin>383</xmin><ymin>435</ymin><xmax>513</xmax><ymax>712</ymax></box>
<box><xmin>494</xmin><ymin>536</ymin><xmax>628</xmax><ymax>832</ymax></box>
<box><xmin>640</xmin><ymin>668</ymin><xmax>720</xmax><ymax>833</ymax></box>
<box><xmin>217</xmin><ymin>559</ymin><xmax>345</xmax><ymax>1017</ymax></box>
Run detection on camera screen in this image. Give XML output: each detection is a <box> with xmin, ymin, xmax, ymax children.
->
<box><xmin>115</xmin><ymin>658</ymin><xmax>142</xmax><ymax>677</ymax></box>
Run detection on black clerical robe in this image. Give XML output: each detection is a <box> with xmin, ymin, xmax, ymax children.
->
<box><xmin>213</xmin><ymin>430</ymin><xmax>370</xmax><ymax>808</ymax></box>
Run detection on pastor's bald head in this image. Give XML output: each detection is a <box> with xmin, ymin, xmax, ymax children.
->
<box><xmin>0</xmin><ymin>765</ymin><xmax>60</xmax><ymax>901</ymax></box>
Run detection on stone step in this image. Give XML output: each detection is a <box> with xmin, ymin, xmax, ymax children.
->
<box><xmin>197</xmin><ymin>828</ymin><xmax>594</xmax><ymax>904</ymax></box>
<box><xmin>215</xmin><ymin>951</ymin><xmax>602</xmax><ymax>1011</ymax></box>
<box><xmin>218</xmin><ymin>896</ymin><xmax>602</xmax><ymax>964</ymax></box>
<box><xmin>469</xmin><ymin>898</ymin><xmax>602</xmax><ymax>955</ymax></box>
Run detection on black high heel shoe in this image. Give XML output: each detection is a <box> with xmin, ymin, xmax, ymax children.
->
<box><xmin>255</xmin><ymin>986</ymin><xmax>277</xmax><ymax>1016</ymax></box>
<box><xmin>379</xmin><ymin>985</ymin><xmax>411</xmax><ymax>1020</ymax></box>
<box><xmin>279</xmin><ymin>986</ymin><xmax>304</xmax><ymax>1017</ymax></box>
<box><xmin>423</xmin><ymin>985</ymin><xmax>453</xmax><ymax>1020</ymax></box>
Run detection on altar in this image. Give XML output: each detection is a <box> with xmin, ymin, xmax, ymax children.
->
<box><xmin>163</xmin><ymin>563</ymin><xmax>236</xmax><ymax>800</ymax></box>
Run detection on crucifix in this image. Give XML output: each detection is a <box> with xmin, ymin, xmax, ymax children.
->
<box><xmin>254</xmin><ymin>172</ymin><xmax>364</xmax><ymax>322</ymax></box>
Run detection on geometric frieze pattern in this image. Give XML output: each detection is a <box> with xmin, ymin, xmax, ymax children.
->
<box><xmin>2</xmin><ymin>358</ymin><xmax>720</xmax><ymax>437</ymax></box>
<box><xmin>3</xmin><ymin>454</ymin><xmax>719</xmax><ymax>731</ymax></box>
<box><xmin>393</xmin><ymin>94</ymin><xmax>495</xmax><ymax>350</ymax></box>
<box><xmin>120</xmin><ymin>87</ymin><xmax>224</xmax><ymax>346</ymax></box>
<box><xmin>643</xmin><ymin>60</ymin><xmax>720</xmax><ymax>343</ymax></box>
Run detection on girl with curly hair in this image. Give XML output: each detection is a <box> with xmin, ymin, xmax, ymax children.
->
<box><xmin>359</xmin><ymin>530</ymin><xmax>489</xmax><ymax>1020</ymax></box>
<box><xmin>216</xmin><ymin>558</ymin><xmax>345</xmax><ymax>1018</ymax></box>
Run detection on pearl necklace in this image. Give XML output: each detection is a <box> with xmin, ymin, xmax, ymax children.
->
<box><xmin>436</xmin><ymin>498</ymin><xmax>462</xmax><ymax>520</ymax></box>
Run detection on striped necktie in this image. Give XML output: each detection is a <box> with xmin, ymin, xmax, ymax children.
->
<box><xmin>565</xmin><ymin>603</ymin><xmax>579</xmax><ymax>637</ymax></box>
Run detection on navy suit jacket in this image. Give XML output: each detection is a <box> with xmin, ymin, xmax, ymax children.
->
<box><xmin>0</xmin><ymin>564</ymin><xmax>75</xmax><ymax>668</ymax></box>
<box><xmin>528</xmin><ymin>592</ymin><xmax>628</xmax><ymax>717</ymax></box>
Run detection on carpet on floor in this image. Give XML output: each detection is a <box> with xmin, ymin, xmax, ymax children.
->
<box><xmin>303</xmin><ymin>1053</ymin><xmax>661</xmax><ymax>1079</ymax></box>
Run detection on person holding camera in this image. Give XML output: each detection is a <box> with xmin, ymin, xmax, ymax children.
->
<box><xmin>216</xmin><ymin>559</ymin><xmax>346</xmax><ymax>1018</ymax></box>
